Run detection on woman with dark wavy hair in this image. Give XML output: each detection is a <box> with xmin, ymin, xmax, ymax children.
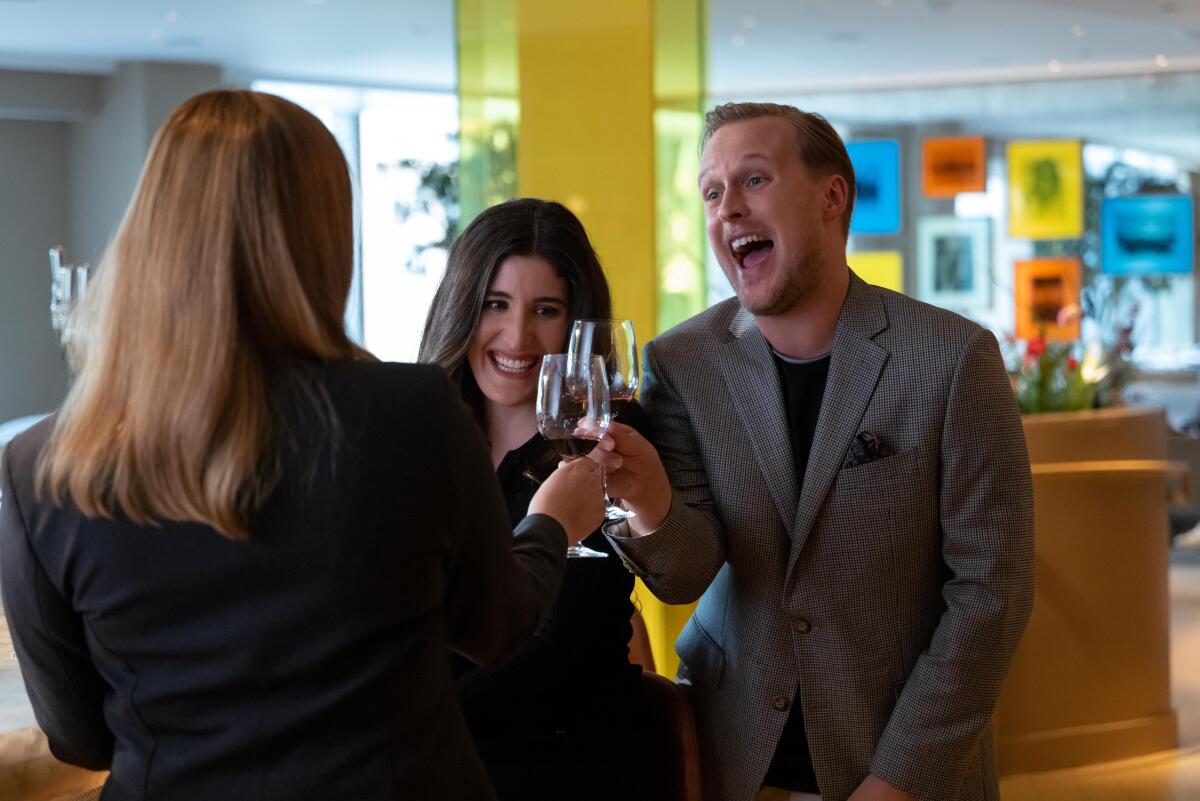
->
<box><xmin>420</xmin><ymin>198</ymin><xmax>659</xmax><ymax>800</ymax></box>
<box><xmin>1</xmin><ymin>91</ymin><xmax>603</xmax><ymax>800</ymax></box>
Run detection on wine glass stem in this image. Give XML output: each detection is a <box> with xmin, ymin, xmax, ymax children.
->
<box><xmin>599</xmin><ymin>463</ymin><xmax>612</xmax><ymax>507</ymax></box>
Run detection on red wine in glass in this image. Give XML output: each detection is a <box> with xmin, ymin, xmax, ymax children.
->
<box><xmin>535</xmin><ymin>353</ymin><xmax>611</xmax><ymax>558</ymax></box>
<box><xmin>546</xmin><ymin>435</ymin><xmax>601</xmax><ymax>460</ymax></box>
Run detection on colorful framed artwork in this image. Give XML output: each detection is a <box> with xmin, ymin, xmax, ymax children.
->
<box><xmin>848</xmin><ymin>250</ymin><xmax>903</xmax><ymax>293</ymax></box>
<box><xmin>848</xmin><ymin>139</ymin><xmax>901</xmax><ymax>236</ymax></box>
<box><xmin>1015</xmin><ymin>257</ymin><xmax>1081</xmax><ymax>341</ymax></box>
<box><xmin>922</xmin><ymin>136</ymin><xmax>986</xmax><ymax>197</ymax></box>
<box><xmin>1007</xmin><ymin>140</ymin><xmax>1084</xmax><ymax>240</ymax></box>
<box><xmin>1101</xmin><ymin>195</ymin><xmax>1195</xmax><ymax>276</ymax></box>
<box><xmin>916</xmin><ymin>216</ymin><xmax>990</xmax><ymax>310</ymax></box>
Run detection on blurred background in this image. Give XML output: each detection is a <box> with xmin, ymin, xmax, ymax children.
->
<box><xmin>3</xmin><ymin>2</ymin><xmax>1200</xmax><ymax>796</ymax></box>
<box><xmin>6</xmin><ymin>1</ymin><xmax>1200</xmax><ymax>423</ymax></box>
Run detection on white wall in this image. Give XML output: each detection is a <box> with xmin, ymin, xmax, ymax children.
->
<box><xmin>70</xmin><ymin>61</ymin><xmax>221</xmax><ymax>264</ymax></box>
<box><xmin>0</xmin><ymin>61</ymin><xmax>221</xmax><ymax>423</ymax></box>
<box><xmin>0</xmin><ymin>118</ymin><xmax>71</xmax><ymax>421</ymax></box>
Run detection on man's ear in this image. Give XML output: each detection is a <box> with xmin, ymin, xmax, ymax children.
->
<box><xmin>823</xmin><ymin>174</ymin><xmax>850</xmax><ymax>223</ymax></box>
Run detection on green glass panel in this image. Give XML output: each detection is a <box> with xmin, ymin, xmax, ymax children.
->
<box><xmin>457</xmin><ymin>0</ymin><xmax>519</xmax><ymax>232</ymax></box>
<box><xmin>654</xmin><ymin>0</ymin><xmax>707</xmax><ymax>334</ymax></box>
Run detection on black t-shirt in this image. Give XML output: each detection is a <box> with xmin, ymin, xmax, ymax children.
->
<box><xmin>762</xmin><ymin>350</ymin><xmax>830</xmax><ymax>793</ymax></box>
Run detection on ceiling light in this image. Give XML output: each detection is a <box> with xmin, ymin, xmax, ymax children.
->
<box><xmin>1048</xmin><ymin>59</ymin><xmax>1063</xmax><ymax>73</ymax></box>
<box><xmin>1156</xmin><ymin>53</ymin><xmax>1170</xmax><ymax>68</ymax></box>
<box><xmin>1071</xmin><ymin>24</ymin><xmax>1086</xmax><ymax>38</ymax></box>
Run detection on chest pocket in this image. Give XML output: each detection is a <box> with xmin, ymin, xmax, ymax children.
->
<box><xmin>821</xmin><ymin>446</ymin><xmax>932</xmax><ymax>545</ymax></box>
<box><xmin>831</xmin><ymin>445</ymin><xmax>922</xmax><ymax>495</ymax></box>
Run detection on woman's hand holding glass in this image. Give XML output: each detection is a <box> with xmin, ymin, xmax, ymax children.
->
<box><xmin>528</xmin><ymin>458</ymin><xmax>606</xmax><ymax>548</ymax></box>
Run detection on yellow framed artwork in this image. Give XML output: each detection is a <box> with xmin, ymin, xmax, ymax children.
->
<box><xmin>1008</xmin><ymin>140</ymin><xmax>1084</xmax><ymax>240</ymax></box>
<box><xmin>1014</xmin><ymin>257</ymin><xmax>1082</xmax><ymax>341</ymax></box>
<box><xmin>848</xmin><ymin>250</ymin><xmax>904</xmax><ymax>293</ymax></box>
<box><xmin>922</xmin><ymin>136</ymin><xmax>987</xmax><ymax>197</ymax></box>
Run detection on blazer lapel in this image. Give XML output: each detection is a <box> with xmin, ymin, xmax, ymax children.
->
<box><xmin>787</xmin><ymin>275</ymin><xmax>890</xmax><ymax>570</ymax></box>
<box><xmin>718</xmin><ymin>306</ymin><xmax>798</xmax><ymax>530</ymax></box>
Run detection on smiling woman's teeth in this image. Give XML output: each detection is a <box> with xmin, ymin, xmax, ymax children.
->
<box><xmin>493</xmin><ymin>354</ymin><xmax>535</xmax><ymax>373</ymax></box>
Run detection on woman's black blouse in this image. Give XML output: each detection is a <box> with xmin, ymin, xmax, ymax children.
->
<box><xmin>451</xmin><ymin>408</ymin><xmax>658</xmax><ymax>801</ymax></box>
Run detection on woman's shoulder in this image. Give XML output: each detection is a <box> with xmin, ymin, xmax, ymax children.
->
<box><xmin>325</xmin><ymin>359</ymin><xmax>447</xmax><ymax>386</ymax></box>
<box><xmin>320</xmin><ymin>360</ymin><xmax>453</xmax><ymax>408</ymax></box>
<box><xmin>2</xmin><ymin>414</ymin><xmax>55</xmax><ymax>480</ymax></box>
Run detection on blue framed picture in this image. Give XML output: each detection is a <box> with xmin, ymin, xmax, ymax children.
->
<box><xmin>848</xmin><ymin>139</ymin><xmax>901</xmax><ymax>236</ymax></box>
<box><xmin>1101</xmin><ymin>195</ymin><xmax>1194</xmax><ymax>275</ymax></box>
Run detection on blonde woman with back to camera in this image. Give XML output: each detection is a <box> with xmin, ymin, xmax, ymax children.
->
<box><xmin>0</xmin><ymin>90</ymin><xmax>603</xmax><ymax>801</ymax></box>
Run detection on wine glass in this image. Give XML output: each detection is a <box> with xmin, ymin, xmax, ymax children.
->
<box><xmin>535</xmin><ymin>353</ymin><xmax>611</xmax><ymax>559</ymax></box>
<box><xmin>568</xmin><ymin>319</ymin><xmax>638</xmax><ymax>520</ymax></box>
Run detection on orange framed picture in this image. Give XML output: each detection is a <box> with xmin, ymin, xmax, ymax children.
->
<box><xmin>1014</xmin><ymin>257</ymin><xmax>1081</xmax><ymax>341</ymax></box>
<box><xmin>922</xmin><ymin>136</ymin><xmax>987</xmax><ymax>197</ymax></box>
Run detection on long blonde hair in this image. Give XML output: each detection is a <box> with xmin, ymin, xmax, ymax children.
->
<box><xmin>39</xmin><ymin>90</ymin><xmax>364</xmax><ymax>540</ymax></box>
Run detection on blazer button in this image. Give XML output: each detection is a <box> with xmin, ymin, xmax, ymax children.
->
<box><xmin>792</xmin><ymin>617</ymin><xmax>812</xmax><ymax>634</ymax></box>
<box><xmin>772</xmin><ymin>696</ymin><xmax>790</xmax><ymax>711</ymax></box>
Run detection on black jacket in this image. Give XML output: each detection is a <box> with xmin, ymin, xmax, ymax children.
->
<box><xmin>0</xmin><ymin>361</ymin><xmax>566</xmax><ymax>801</ymax></box>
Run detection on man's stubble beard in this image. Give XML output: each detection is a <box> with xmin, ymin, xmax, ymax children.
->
<box><xmin>738</xmin><ymin>246</ymin><xmax>822</xmax><ymax>318</ymax></box>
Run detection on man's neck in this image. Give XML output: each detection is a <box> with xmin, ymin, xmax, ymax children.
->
<box><xmin>754</xmin><ymin>263</ymin><xmax>850</xmax><ymax>360</ymax></box>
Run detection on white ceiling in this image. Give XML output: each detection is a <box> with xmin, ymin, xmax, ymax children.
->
<box><xmin>2</xmin><ymin>0</ymin><xmax>1200</xmax><ymax>163</ymax></box>
<box><xmin>707</xmin><ymin>0</ymin><xmax>1200</xmax><ymax>95</ymax></box>
<box><xmin>0</xmin><ymin>0</ymin><xmax>456</xmax><ymax>89</ymax></box>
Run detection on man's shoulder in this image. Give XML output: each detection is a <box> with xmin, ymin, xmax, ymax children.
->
<box><xmin>869</xmin><ymin>283</ymin><xmax>990</xmax><ymax>352</ymax></box>
<box><xmin>649</xmin><ymin>297</ymin><xmax>742</xmax><ymax>355</ymax></box>
<box><xmin>322</xmin><ymin>359</ymin><xmax>453</xmax><ymax>411</ymax></box>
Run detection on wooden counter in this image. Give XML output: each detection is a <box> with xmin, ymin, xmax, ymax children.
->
<box><xmin>994</xmin><ymin>407</ymin><xmax>1181</xmax><ymax>773</ymax></box>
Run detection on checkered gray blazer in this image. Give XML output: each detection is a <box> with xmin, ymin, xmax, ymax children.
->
<box><xmin>609</xmin><ymin>273</ymin><xmax>1035</xmax><ymax>801</ymax></box>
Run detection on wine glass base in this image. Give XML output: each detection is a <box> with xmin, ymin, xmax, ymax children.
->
<box><xmin>567</xmin><ymin>543</ymin><xmax>609</xmax><ymax>559</ymax></box>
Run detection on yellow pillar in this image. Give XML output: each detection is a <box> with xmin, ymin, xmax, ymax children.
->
<box><xmin>514</xmin><ymin>0</ymin><xmax>658</xmax><ymax>344</ymax></box>
<box><xmin>458</xmin><ymin>0</ymin><xmax>706</xmax><ymax>677</ymax></box>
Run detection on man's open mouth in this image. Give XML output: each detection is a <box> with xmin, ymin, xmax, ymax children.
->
<box><xmin>731</xmin><ymin>234</ymin><xmax>774</xmax><ymax>270</ymax></box>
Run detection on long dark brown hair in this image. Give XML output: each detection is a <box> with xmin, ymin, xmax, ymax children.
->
<box><xmin>418</xmin><ymin>198</ymin><xmax>613</xmax><ymax>423</ymax></box>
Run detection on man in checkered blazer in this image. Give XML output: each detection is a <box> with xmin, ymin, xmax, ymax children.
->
<box><xmin>601</xmin><ymin>103</ymin><xmax>1035</xmax><ymax>801</ymax></box>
